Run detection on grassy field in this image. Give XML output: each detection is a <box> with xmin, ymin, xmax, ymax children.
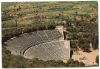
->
<box><xmin>1</xmin><ymin>2</ymin><xmax>98</xmax><ymax>40</ymax></box>
<box><xmin>2</xmin><ymin>2</ymin><xmax>98</xmax><ymax>28</ymax></box>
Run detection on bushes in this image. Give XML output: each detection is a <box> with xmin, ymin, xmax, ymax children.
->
<box><xmin>92</xmin><ymin>35</ymin><xmax>98</xmax><ymax>49</ymax></box>
<box><xmin>65</xmin><ymin>59</ymin><xmax>85</xmax><ymax>67</ymax></box>
<box><xmin>48</xmin><ymin>25</ymin><xmax>56</xmax><ymax>30</ymax></box>
<box><xmin>2</xmin><ymin>28</ymin><xmax>22</xmax><ymax>43</ymax></box>
<box><xmin>96</xmin><ymin>55</ymin><xmax>99</xmax><ymax>65</ymax></box>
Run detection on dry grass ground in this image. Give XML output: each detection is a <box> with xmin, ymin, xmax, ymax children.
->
<box><xmin>72</xmin><ymin>49</ymin><xmax>98</xmax><ymax>66</ymax></box>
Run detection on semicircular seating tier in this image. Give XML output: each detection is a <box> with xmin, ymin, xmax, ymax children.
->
<box><xmin>5</xmin><ymin>29</ymin><xmax>70</xmax><ymax>61</ymax></box>
<box><xmin>23</xmin><ymin>40</ymin><xmax>70</xmax><ymax>61</ymax></box>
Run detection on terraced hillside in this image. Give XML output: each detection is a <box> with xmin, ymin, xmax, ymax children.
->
<box><xmin>5</xmin><ymin>29</ymin><xmax>70</xmax><ymax>61</ymax></box>
<box><xmin>5</xmin><ymin>30</ymin><xmax>61</xmax><ymax>54</ymax></box>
